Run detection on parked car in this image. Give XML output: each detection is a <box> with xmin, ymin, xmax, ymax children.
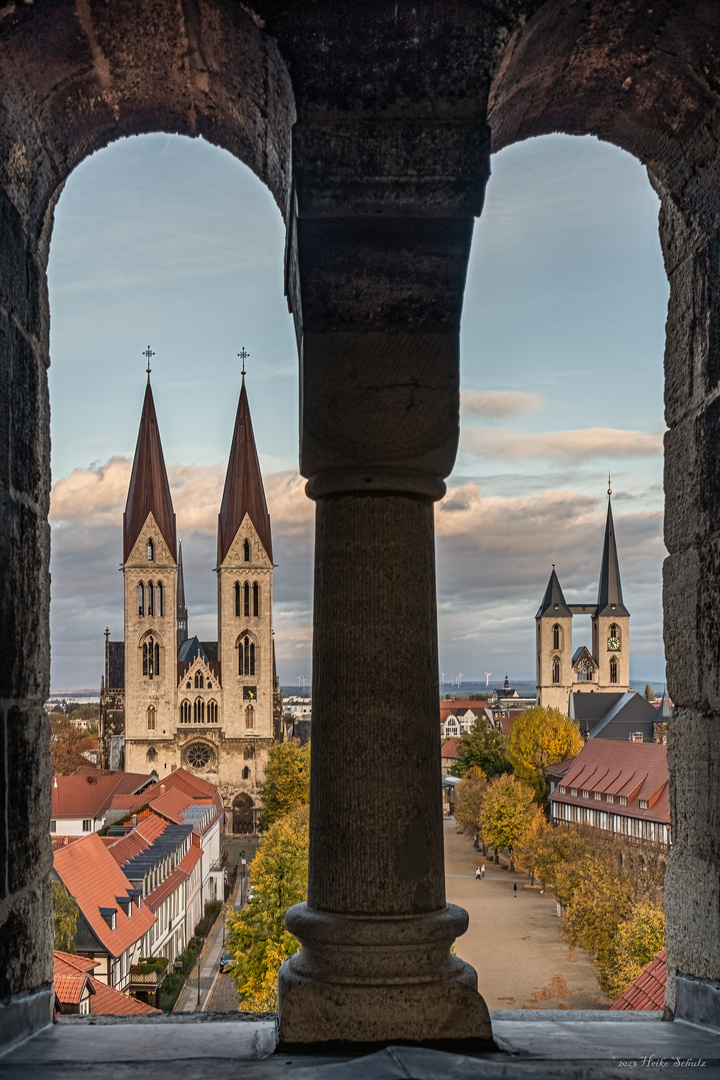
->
<box><xmin>219</xmin><ymin>950</ymin><xmax>232</xmax><ymax>972</ymax></box>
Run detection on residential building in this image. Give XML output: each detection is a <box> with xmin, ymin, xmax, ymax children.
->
<box><xmin>50</xmin><ymin>769</ymin><xmax>156</xmax><ymax>838</ymax></box>
<box><xmin>53</xmin><ymin>952</ymin><xmax>160</xmax><ymax>1017</ymax></box>
<box><xmin>610</xmin><ymin>949</ymin><xmax>667</xmax><ymax>1012</ymax></box>
<box><xmin>568</xmin><ymin>690</ymin><xmax>658</xmax><ymax>743</ymax></box>
<box><xmin>548</xmin><ymin>739</ymin><xmax>671</xmax><ymax>849</ymax></box>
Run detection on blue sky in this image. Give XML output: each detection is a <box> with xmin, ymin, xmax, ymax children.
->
<box><xmin>47</xmin><ymin>132</ymin><xmax>668</xmax><ymax>690</ymax></box>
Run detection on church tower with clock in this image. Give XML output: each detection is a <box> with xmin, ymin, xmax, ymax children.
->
<box><xmin>536</xmin><ymin>485</ymin><xmax>630</xmax><ymax>713</ymax></box>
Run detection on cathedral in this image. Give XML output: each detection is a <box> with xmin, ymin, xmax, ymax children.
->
<box><xmin>536</xmin><ymin>487</ymin><xmax>630</xmax><ymax>713</ymax></box>
<box><xmin>99</xmin><ymin>368</ymin><xmax>283</xmax><ymax>833</ymax></box>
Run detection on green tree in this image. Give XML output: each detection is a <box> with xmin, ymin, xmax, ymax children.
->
<box><xmin>532</xmin><ymin>824</ymin><xmax>591</xmax><ymax>897</ymax></box>
<box><xmin>453</xmin><ymin>766</ymin><xmax>487</xmax><ymax>837</ymax></box>
<box><xmin>644</xmin><ymin>683</ymin><xmax>656</xmax><ymax>702</ymax></box>
<box><xmin>559</xmin><ymin>850</ymin><xmax>635</xmax><ymax>963</ymax></box>
<box><xmin>599</xmin><ymin>900</ymin><xmax>665</xmax><ymax>998</ymax></box>
<box><xmin>506</xmin><ymin>706</ymin><xmax>583</xmax><ymax>799</ymax></box>
<box><xmin>456</xmin><ymin>723</ymin><xmax>511</xmax><ymax>779</ymax></box>
<box><xmin>225</xmin><ymin>802</ymin><xmax>309</xmax><ymax>1011</ymax></box>
<box><xmin>513</xmin><ymin>806</ymin><xmax>550</xmax><ymax>884</ymax></box>
<box><xmin>259</xmin><ymin>739</ymin><xmax>311</xmax><ymax>830</ymax></box>
<box><xmin>50</xmin><ymin>714</ymin><xmax>98</xmax><ymax>776</ymax></box>
<box><xmin>478</xmin><ymin>773</ymin><xmax>536</xmax><ymax>870</ymax></box>
<box><xmin>53</xmin><ymin>880</ymin><xmax>78</xmax><ymax>952</ymax></box>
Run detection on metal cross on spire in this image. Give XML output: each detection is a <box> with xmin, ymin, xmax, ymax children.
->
<box><xmin>238</xmin><ymin>347</ymin><xmax>249</xmax><ymax>383</ymax></box>
<box><xmin>143</xmin><ymin>346</ymin><xmax>155</xmax><ymax>382</ymax></box>
<box><xmin>607</xmin><ymin>471</ymin><xmax>612</xmax><ymax>496</ymax></box>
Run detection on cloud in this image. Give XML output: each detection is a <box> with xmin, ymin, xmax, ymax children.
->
<box><xmin>461</xmin><ymin>390</ymin><xmax>543</xmax><ymax>420</ymax></box>
<box><xmin>461</xmin><ymin>426</ymin><xmax>663</xmax><ymax>462</ymax></box>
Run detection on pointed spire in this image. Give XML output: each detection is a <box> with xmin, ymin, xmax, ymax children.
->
<box><xmin>123</xmin><ymin>381</ymin><xmax>176</xmax><ymax>562</ymax></box>
<box><xmin>596</xmin><ymin>491</ymin><xmax>630</xmax><ymax>616</ymax></box>
<box><xmin>218</xmin><ymin>379</ymin><xmax>272</xmax><ymax>565</ymax></box>
<box><xmin>177</xmin><ymin>540</ymin><xmax>189</xmax><ymax>651</ymax></box>
<box><xmin>536</xmin><ymin>566</ymin><xmax>572</xmax><ymax>618</ymax></box>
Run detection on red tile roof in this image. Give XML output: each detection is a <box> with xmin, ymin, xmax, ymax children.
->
<box><xmin>89</xmin><ymin>977</ymin><xmax>161</xmax><ymax>1016</ymax></box>
<box><xmin>53</xmin><ymin>950</ymin><xmax>160</xmax><ymax>1015</ymax></box>
<box><xmin>53</xmin><ymin>833</ymin><xmax>156</xmax><ymax>956</ymax></box>
<box><xmin>549</xmin><ymin>739</ymin><xmax>670</xmax><ymax>824</ymax></box>
<box><xmin>441</xmin><ymin>738</ymin><xmax>460</xmax><ymax>760</ymax></box>
<box><xmin>106</xmin><ymin>813</ymin><xmax>169</xmax><ymax>867</ymax></box>
<box><xmin>439</xmin><ymin>700</ymin><xmax>490</xmax><ymax>722</ymax></box>
<box><xmin>611</xmin><ymin>948</ymin><xmax>667</xmax><ymax>1011</ymax></box>
<box><xmin>52</xmin><ymin>771</ymin><xmax>154</xmax><ymax>822</ymax></box>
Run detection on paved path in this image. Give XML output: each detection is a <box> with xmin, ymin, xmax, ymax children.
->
<box><xmin>173</xmin><ymin>909</ymin><xmax>227</xmax><ymax>1013</ymax></box>
<box><xmin>443</xmin><ymin>818</ymin><xmax>610</xmax><ymax>1011</ymax></box>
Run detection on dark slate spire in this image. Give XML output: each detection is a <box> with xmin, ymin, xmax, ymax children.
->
<box><xmin>596</xmin><ymin>492</ymin><xmax>630</xmax><ymax>617</ymax></box>
<box><xmin>536</xmin><ymin>566</ymin><xmax>572</xmax><ymax>619</ymax></box>
<box><xmin>177</xmin><ymin>540</ymin><xmax>189</xmax><ymax>652</ymax></box>
<box><xmin>218</xmin><ymin>379</ymin><xmax>272</xmax><ymax>565</ymax></box>
<box><xmin>123</xmin><ymin>381</ymin><xmax>176</xmax><ymax>562</ymax></box>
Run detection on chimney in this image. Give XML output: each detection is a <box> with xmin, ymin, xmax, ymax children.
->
<box><xmin>160</xmin><ymin>784</ymin><xmax>165</xmax><ymax>795</ymax></box>
<box><xmin>131</xmin><ymin>815</ymin><xmax>138</xmax><ymax>827</ymax></box>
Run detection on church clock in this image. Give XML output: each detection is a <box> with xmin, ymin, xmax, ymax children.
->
<box><xmin>607</xmin><ymin>636</ymin><xmax>621</xmax><ymax>651</ymax></box>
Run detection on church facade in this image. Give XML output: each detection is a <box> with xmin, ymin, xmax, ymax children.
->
<box><xmin>536</xmin><ymin>490</ymin><xmax>630</xmax><ymax>713</ymax></box>
<box><xmin>99</xmin><ymin>373</ymin><xmax>283</xmax><ymax>833</ymax></box>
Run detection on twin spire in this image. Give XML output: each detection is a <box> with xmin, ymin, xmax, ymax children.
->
<box><xmin>124</xmin><ymin>352</ymin><xmax>271</xmax><ymax>568</ymax></box>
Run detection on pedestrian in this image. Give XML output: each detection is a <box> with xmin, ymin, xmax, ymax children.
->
<box><xmin>480</xmin><ymin>864</ymin><xmax>485</xmax><ymax>879</ymax></box>
<box><xmin>475</xmin><ymin>866</ymin><xmax>481</xmax><ymax>881</ymax></box>
<box><xmin>513</xmin><ymin>882</ymin><xmax>517</xmax><ymax>897</ymax></box>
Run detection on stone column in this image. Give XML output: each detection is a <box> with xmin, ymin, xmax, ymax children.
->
<box><xmin>277</xmin><ymin>116</ymin><xmax>492</xmax><ymax>1047</ymax></box>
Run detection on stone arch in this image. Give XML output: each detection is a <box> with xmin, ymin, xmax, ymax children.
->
<box><xmin>232</xmin><ymin>792</ymin><xmax>254</xmax><ymax>835</ymax></box>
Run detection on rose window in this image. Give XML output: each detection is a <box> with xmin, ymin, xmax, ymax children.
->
<box><xmin>187</xmin><ymin>743</ymin><xmax>212</xmax><ymax>769</ymax></box>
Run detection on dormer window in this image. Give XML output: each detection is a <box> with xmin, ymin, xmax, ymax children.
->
<box><xmin>639</xmin><ymin>799</ymin><xmax>648</xmax><ymax>809</ymax></box>
<box><xmin>570</xmin><ymin>787</ymin><xmax>577</xmax><ymax>797</ymax></box>
<box><xmin>607</xmin><ymin>793</ymin><xmax>614</xmax><ymax>803</ymax></box>
<box><xmin>558</xmin><ymin>785</ymin><xmax>566</xmax><ymax>794</ymax></box>
<box><xmin>147</xmin><ymin>538</ymin><xmax>154</xmax><ymax>562</ymax></box>
<box><xmin>594</xmin><ymin>791</ymin><xmax>601</xmax><ymax>800</ymax></box>
<box><xmin>582</xmin><ymin>789</ymin><xmax>589</xmax><ymax>799</ymax></box>
<box><xmin>619</xmin><ymin>795</ymin><xmax>627</xmax><ymax>805</ymax></box>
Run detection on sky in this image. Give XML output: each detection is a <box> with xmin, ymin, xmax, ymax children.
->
<box><xmin>47</xmin><ymin>132</ymin><xmax>669</xmax><ymax>691</ymax></box>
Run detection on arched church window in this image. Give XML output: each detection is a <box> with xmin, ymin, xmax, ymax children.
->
<box><xmin>137</xmin><ymin>583</ymin><xmax>144</xmax><ymax>616</ymax></box>
<box><xmin>235</xmin><ymin>582</ymin><xmax>240</xmax><ymax>617</ymax></box>
<box><xmin>147</xmin><ymin>582</ymin><xmax>154</xmax><ymax>616</ymax></box>
<box><xmin>253</xmin><ymin>582</ymin><xmax>259</xmax><ymax>617</ymax></box>
<box><xmin>553</xmin><ymin>624</ymin><xmax>560</xmax><ymax>651</ymax></box>
<box><xmin>239</xmin><ymin>639</ymin><xmax>244</xmax><ymax>675</ymax></box>
<box><xmin>577</xmin><ymin>659</ymin><xmax>593</xmax><ymax>682</ymax></box>
<box><xmin>156</xmin><ymin>582</ymin><xmax>163</xmax><ymax>617</ymax></box>
<box><xmin>242</xmin><ymin>766</ymin><xmax>250</xmax><ymax>780</ymax></box>
<box><xmin>552</xmin><ymin>657</ymin><xmax>560</xmax><ymax>685</ymax></box>
<box><xmin>194</xmin><ymin>672</ymin><xmax>204</xmax><ymax>689</ymax></box>
<box><xmin>244</xmin><ymin>582</ymin><xmax>250</xmax><ymax>617</ymax></box>
<box><xmin>610</xmin><ymin>657</ymin><xmax>618</xmax><ymax>684</ymax></box>
<box><xmin>239</xmin><ymin>635</ymin><xmax>257</xmax><ymax>676</ymax></box>
<box><xmin>180</xmin><ymin>699</ymin><xmax>191</xmax><ymax>723</ymax></box>
<box><xmin>208</xmin><ymin>700</ymin><xmax>218</xmax><ymax>723</ymax></box>
<box><xmin>147</xmin><ymin>538</ymin><xmax>154</xmax><ymax>562</ymax></box>
<box><xmin>186</xmin><ymin>681</ymin><xmax>191</xmax><ymax>690</ymax></box>
<box><xmin>243</xmin><ymin>539</ymin><xmax>250</xmax><ymax>562</ymax></box>
<box><xmin>194</xmin><ymin>698</ymin><xmax>205</xmax><ymax>724</ymax></box>
<box><xmin>155</xmin><ymin>641</ymin><xmax>160</xmax><ymax>677</ymax></box>
<box><xmin>147</xmin><ymin>706</ymin><xmax>156</xmax><ymax>731</ymax></box>
<box><xmin>249</xmin><ymin>641</ymin><xmax>255</xmax><ymax>676</ymax></box>
<box><xmin>147</xmin><ymin>747</ymin><xmax>157</xmax><ymax>764</ymax></box>
<box><xmin>245</xmin><ymin>705</ymin><xmax>254</xmax><ymax>730</ymax></box>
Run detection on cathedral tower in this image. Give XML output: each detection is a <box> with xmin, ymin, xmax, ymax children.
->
<box><xmin>536</xmin><ymin>566</ymin><xmax>573</xmax><ymax>711</ymax></box>
<box><xmin>216</xmin><ymin>374</ymin><xmax>275</xmax><ymax>807</ymax></box>
<box><xmin>592</xmin><ymin>491</ymin><xmax>631</xmax><ymax>691</ymax></box>
<box><xmin>122</xmin><ymin>375</ymin><xmax>177</xmax><ymax>773</ymax></box>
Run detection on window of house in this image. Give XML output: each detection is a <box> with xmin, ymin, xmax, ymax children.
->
<box><xmin>582</xmin><ymin>789</ymin><xmax>589</xmax><ymax>799</ymax></box>
<box><xmin>245</xmin><ymin>705</ymin><xmax>254</xmax><ymax>730</ymax></box>
<box><xmin>243</xmin><ymin>539</ymin><xmax>250</xmax><ymax>562</ymax></box>
<box><xmin>639</xmin><ymin>799</ymin><xmax>648</xmax><ymax>809</ymax></box>
<box><xmin>630</xmin><ymin>732</ymin><xmax>643</xmax><ymax>743</ymax></box>
<box><xmin>607</xmin><ymin>793</ymin><xmax>614</xmax><ymax>803</ymax></box>
<box><xmin>137</xmin><ymin>583</ymin><xmax>144</xmax><ymax>616</ymax></box>
<box><xmin>235</xmin><ymin>581</ymin><xmax>240</xmax><ymax>617</ymax></box>
<box><xmin>570</xmin><ymin>787</ymin><xmax>577</xmax><ymax>797</ymax></box>
<box><xmin>82</xmin><ymin>819</ymin><xmax>92</xmax><ymax>832</ymax></box>
<box><xmin>147</xmin><ymin>706</ymin><xmax>156</xmax><ymax>731</ymax></box>
<box><xmin>552</xmin><ymin>657</ymin><xmax>560</xmax><ymax>684</ymax></box>
<box><xmin>50</xmin><ymin>820</ymin><xmax>56</xmax><ymax>833</ymax></box>
<box><xmin>594</xmin><ymin>791</ymin><xmax>602</xmax><ymax>800</ymax></box>
<box><xmin>253</xmin><ymin>582</ymin><xmax>259</xmax><ymax>616</ymax></box>
<box><xmin>244</xmin><ymin>581</ymin><xmax>250</xmax><ymax>617</ymax></box>
<box><xmin>147</xmin><ymin>538</ymin><xmax>154</xmax><ymax>561</ymax></box>
<box><xmin>558</xmin><ymin>785</ymin><xmax>566</xmax><ymax>794</ymax></box>
<box><xmin>553</xmin><ymin>624</ymin><xmax>560</xmax><ymax>650</ymax></box>
<box><xmin>157</xmin><ymin>582</ymin><xmax>163</xmax><ymax>617</ymax></box>
<box><xmin>619</xmin><ymin>795</ymin><xmax>627</xmax><ymax>805</ymax></box>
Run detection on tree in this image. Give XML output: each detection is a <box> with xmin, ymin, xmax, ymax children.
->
<box><xmin>53</xmin><ymin>880</ymin><xmax>78</xmax><ymax>952</ymax></box>
<box><xmin>598</xmin><ymin>900</ymin><xmax>665</xmax><ymax>998</ymax></box>
<box><xmin>513</xmin><ymin>806</ymin><xmax>550</xmax><ymax>884</ymax></box>
<box><xmin>259</xmin><ymin>739</ymin><xmax>311</xmax><ymax>831</ymax></box>
<box><xmin>478</xmin><ymin>773</ymin><xmax>536</xmax><ymax>870</ymax></box>
<box><xmin>532</xmin><ymin>824</ymin><xmax>592</xmax><ymax>896</ymax></box>
<box><xmin>506</xmin><ymin>706</ymin><xmax>583</xmax><ymax>799</ymax></box>
<box><xmin>454</xmin><ymin>766</ymin><xmax>487</xmax><ymax>838</ymax></box>
<box><xmin>225</xmin><ymin>803</ymin><xmax>309</xmax><ymax>1011</ymax></box>
<box><xmin>559</xmin><ymin>850</ymin><xmax>635</xmax><ymax>963</ymax></box>
<box><xmin>644</xmin><ymin>684</ymin><xmax>656</xmax><ymax>702</ymax></box>
<box><xmin>50</xmin><ymin>714</ymin><xmax>98</xmax><ymax>775</ymax></box>
<box><xmin>456</xmin><ymin>723</ymin><xmax>511</xmax><ymax>779</ymax></box>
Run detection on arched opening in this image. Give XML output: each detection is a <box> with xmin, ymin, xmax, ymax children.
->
<box><xmin>244</xmin><ymin>581</ymin><xmax>250</xmax><ymax>617</ymax></box>
<box><xmin>253</xmin><ymin>581</ymin><xmax>260</xmax><ymax>616</ymax></box>
<box><xmin>552</xmin><ymin>624</ymin><xmax>561</xmax><ymax>651</ymax></box>
<box><xmin>235</xmin><ymin>581</ymin><xmax>241</xmax><ymax>617</ymax></box>
<box><xmin>233</xmin><ymin>792</ymin><xmax>254</xmax><ymax>835</ymax></box>
<box><xmin>552</xmin><ymin>657</ymin><xmax>560</xmax><ymax>685</ymax></box>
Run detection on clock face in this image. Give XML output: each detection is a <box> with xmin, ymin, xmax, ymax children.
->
<box><xmin>243</xmin><ymin>686</ymin><xmax>257</xmax><ymax>700</ymax></box>
<box><xmin>607</xmin><ymin>637</ymin><xmax>621</xmax><ymax>651</ymax></box>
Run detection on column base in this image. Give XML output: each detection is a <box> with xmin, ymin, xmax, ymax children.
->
<box><xmin>277</xmin><ymin>903</ymin><xmax>492</xmax><ymax>1049</ymax></box>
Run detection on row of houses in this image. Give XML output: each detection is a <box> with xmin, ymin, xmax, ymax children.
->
<box><xmin>52</xmin><ymin>767</ymin><xmax>224</xmax><ymax>1005</ymax></box>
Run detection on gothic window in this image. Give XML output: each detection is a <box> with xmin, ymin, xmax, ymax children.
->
<box><xmin>610</xmin><ymin>657</ymin><xmax>618</xmax><ymax>684</ymax></box>
<box><xmin>180</xmin><ymin>699</ymin><xmax>191</xmax><ymax>723</ymax></box>
<box><xmin>609</xmin><ymin>623</ymin><xmax>619</xmax><ymax>641</ymax></box>
<box><xmin>194</xmin><ymin>672</ymin><xmax>204</xmax><ymax>689</ymax></box>
<box><xmin>186</xmin><ymin>681</ymin><xmax>191</xmax><ymax>690</ymax></box>
<box><xmin>147</xmin><ymin>582</ymin><xmax>154</xmax><ymax>616</ymax></box>
<box><xmin>137</xmin><ymin>583</ymin><xmax>144</xmax><ymax>616</ymax></box>
<box><xmin>239</xmin><ymin>639</ymin><xmax>244</xmax><ymax>675</ymax></box>
<box><xmin>208</xmin><ymin>700</ymin><xmax>218</xmax><ymax>723</ymax></box>
<box><xmin>552</xmin><ymin>657</ymin><xmax>560</xmax><ymax>684</ymax></box>
<box><xmin>243</xmin><ymin>539</ymin><xmax>250</xmax><ymax>562</ymax></box>
<box><xmin>238</xmin><ymin>635</ymin><xmax>257</xmax><ymax>677</ymax></box>
<box><xmin>194</xmin><ymin>698</ymin><xmax>205</xmax><ymax>724</ymax></box>
<box><xmin>244</xmin><ymin>582</ymin><xmax>250</xmax><ymax>617</ymax></box>
<box><xmin>243</xmin><ymin>745</ymin><xmax>254</xmax><ymax>760</ymax></box>
<box><xmin>245</xmin><ymin>705</ymin><xmax>254</xmax><ymax>730</ymax></box>
<box><xmin>155</xmin><ymin>641</ymin><xmax>160</xmax><ymax>677</ymax></box>
<box><xmin>235</xmin><ymin>582</ymin><xmax>240</xmax><ymax>617</ymax></box>
<box><xmin>253</xmin><ymin>582</ymin><xmax>259</xmax><ymax>617</ymax></box>
<box><xmin>147</xmin><ymin>747</ymin><xmax>157</xmax><ymax>763</ymax></box>
<box><xmin>147</xmin><ymin>538</ymin><xmax>154</xmax><ymax>562</ymax></box>
<box><xmin>207</xmin><ymin>682</ymin><xmax>212</xmax><ymax>690</ymax></box>
<box><xmin>187</xmin><ymin>743</ymin><xmax>212</xmax><ymax>770</ymax></box>
<box><xmin>147</xmin><ymin>706</ymin><xmax>156</xmax><ymax>731</ymax></box>
<box><xmin>553</xmin><ymin>624</ymin><xmax>560</xmax><ymax>651</ymax></box>
<box><xmin>142</xmin><ymin>642</ymin><xmax>148</xmax><ymax>676</ymax></box>
<box><xmin>577</xmin><ymin>659</ymin><xmax>593</xmax><ymax>682</ymax></box>
<box><xmin>242</xmin><ymin>767</ymin><xmax>250</xmax><ymax>780</ymax></box>
<box><xmin>157</xmin><ymin>582</ymin><xmax>163</xmax><ymax>617</ymax></box>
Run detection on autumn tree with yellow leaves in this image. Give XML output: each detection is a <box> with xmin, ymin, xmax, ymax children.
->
<box><xmin>478</xmin><ymin>773</ymin><xmax>536</xmax><ymax>871</ymax></box>
<box><xmin>506</xmin><ymin>706</ymin><xmax>583</xmax><ymax>799</ymax></box>
<box><xmin>454</xmin><ymin>766</ymin><xmax>488</xmax><ymax>839</ymax></box>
